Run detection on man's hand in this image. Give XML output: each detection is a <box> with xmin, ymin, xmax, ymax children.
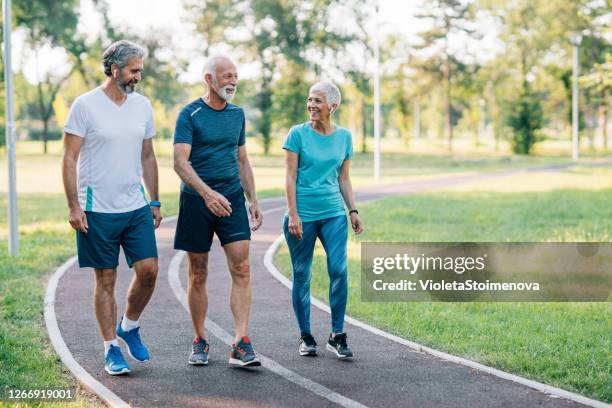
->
<box><xmin>151</xmin><ymin>206</ymin><xmax>162</xmax><ymax>228</ymax></box>
<box><xmin>249</xmin><ymin>201</ymin><xmax>263</xmax><ymax>231</ymax></box>
<box><xmin>288</xmin><ymin>213</ymin><xmax>303</xmax><ymax>240</ymax></box>
<box><xmin>350</xmin><ymin>212</ymin><xmax>364</xmax><ymax>234</ymax></box>
<box><xmin>69</xmin><ymin>206</ymin><xmax>88</xmax><ymax>233</ymax></box>
<box><xmin>203</xmin><ymin>189</ymin><xmax>232</xmax><ymax>217</ymax></box>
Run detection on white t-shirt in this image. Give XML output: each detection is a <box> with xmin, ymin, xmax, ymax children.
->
<box><xmin>64</xmin><ymin>87</ymin><xmax>155</xmax><ymax>213</ymax></box>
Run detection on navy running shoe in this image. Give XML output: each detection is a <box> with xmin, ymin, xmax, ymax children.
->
<box><xmin>299</xmin><ymin>332</ymin><xmax>317</xmax><ymax>356</ymax></box>
<box><xmin>327</xmin><ymin>333</ymin><xmax>353</xmax><ymax>359</ymax></box>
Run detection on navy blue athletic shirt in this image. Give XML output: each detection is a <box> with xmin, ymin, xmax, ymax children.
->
<box><xmin>174</xmin><ymin>98</ymin><xmax>246</xmax><ymax>196</ymax></box>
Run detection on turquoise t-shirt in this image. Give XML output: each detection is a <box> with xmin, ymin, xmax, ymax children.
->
<box><xmin>282</xmin><ymin>122</ymin><xmax>353</xmax><ymax>222</ymax></box>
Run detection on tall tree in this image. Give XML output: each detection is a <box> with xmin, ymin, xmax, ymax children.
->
<box><xmin>415</xmin><ymin>0</ymin><xmax>480</xmax><ymax>151</ymax></box>
<box><xmin>582</xmin><ymin>56</ymin><xmax>611</xmax><ymax>150</ymax></box>
<box><xmin>1</xmin><ymin>0</ymin><xmax>78</xmax><ymax>148</ymax></box>
<box><xmin>239</xmin><ymin>0</ymin><xmax>357</xmax><ymax>154</ymax></box>
<box><xmin>185</xmin><ymin>0</ymin><xmax>242</xmax><ymax>57</ymax></box>
<box><xmin>12</xmin><ymin>0</ymin><xmax>79</xmax><ymax>153</ymax></box>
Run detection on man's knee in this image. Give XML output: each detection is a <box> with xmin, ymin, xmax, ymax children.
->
<box><xmin>95</xmin><ymin>270</ymin><xmax>117</xmax><ymax>294</ymax></box>
<box><xmin>231</xmin><ymin>259</ymin><xmax>250</xmax><ymax>286</ymax></box>
<box><xmin>138</xmin><ymin>261</ymin><xmax>159</xmax><ymax>289</ymax></box>
<box><xmin>189</xmin><ymin>259</ymin><xmax>208</xmax><ymax>290</ymax></box>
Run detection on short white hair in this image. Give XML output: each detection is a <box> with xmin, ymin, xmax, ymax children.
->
<box><xmin>310</xmin><ymin>80</ymin><xmax>341</xmax><ymax>108</ymax></box>
<box><xmin>204</xmin><ymin>54</ymin><xmax>234</xmax><ymax>76</ymax></box>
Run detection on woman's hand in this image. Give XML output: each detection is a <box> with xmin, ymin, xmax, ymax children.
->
<box><xmin>288</xmin><ymin>213</ymin><xmax>303</xmax><ymax>239</ymax></box>
<box><xmin>350</xmin><ymin>212</ymin><xmax>363</xmax><ymax>234</ymax></box>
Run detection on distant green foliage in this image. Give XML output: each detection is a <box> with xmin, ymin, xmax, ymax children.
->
<box><xmin>505</xmin><ymin>89</ymin><xmax>544</xmax><ymax>154</ymax></box>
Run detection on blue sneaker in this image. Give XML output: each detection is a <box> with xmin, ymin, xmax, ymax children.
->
<box><xmin>229</xmin><ymin>336</ymin><xmax>261</xmax><ymax>367</ymax></box>
<box><xmin>105</xmin><ymin>345</ymin><xmax>131</xmax><ymax>375</ymax></box>
<box><xmin>117</xmin><ymin>317</ymin><xmax>150</xmax><ymax>362</ymax></box>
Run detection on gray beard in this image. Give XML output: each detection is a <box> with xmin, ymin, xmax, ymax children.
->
<box><xmin>117</xmin><ymin>78</ymin><xmax>136</xmax><ymax>94</ymax></box>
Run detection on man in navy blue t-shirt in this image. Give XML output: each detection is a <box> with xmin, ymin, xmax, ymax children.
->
<box><xmin>173</xmin><ymin>54</ymin><xmax>263</xmax><ymax>367</ymax></box>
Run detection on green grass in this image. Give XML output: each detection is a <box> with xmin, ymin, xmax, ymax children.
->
<box><xmin>275</xmin><ymin>166</ymin><xmax>612</xmax><ymax>402</ymax></box>
<box><xmin>0</xmin><ymin>229</ymin><xmax>104</xmax><ymax>407</ymax></box>
<box><xmin>2</xmin><ymin>139</ymin><xmax>603</xmax><ymax>197</ymax></box>
<box><xmin>0</xmin><ymin>139</ymin><xmax>609</xmax><ymax>405</ymax></box>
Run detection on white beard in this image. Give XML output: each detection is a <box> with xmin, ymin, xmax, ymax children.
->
<box><xmin>212</xmin><ymin>77</ymin><xmax>236</xmax><ymax>101</ymax></box>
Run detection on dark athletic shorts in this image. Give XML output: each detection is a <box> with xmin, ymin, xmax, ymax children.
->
<box><xmin>174</xmin><ymin>188</ymin><xmax>251</xmax><ymax>253</ymax></box>
<box><xmin>77</xmin><ymin>205</ymin><xmax>158</xmax><ymax>269</ymax></box>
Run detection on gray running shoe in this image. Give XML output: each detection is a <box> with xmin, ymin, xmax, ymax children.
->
<box><xmin>229</xmin><ymin>336</ymin><xmax>261</xmax><ymax>367</ymax></box>
<box><xmin>189</xmin><ymin>337</ymin><xmax>209</xmax><ymax>365</ymax></box>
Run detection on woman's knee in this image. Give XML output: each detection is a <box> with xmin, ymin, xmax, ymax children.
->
<box><xmin>328</xmin><ymin>259</ymin><xmax>347</xmax><ymax>280</ymax></box>
<box><xmin>292</xmin><ymin>261</ymin><xmax>312</xmax><ymax>285</ymax></box>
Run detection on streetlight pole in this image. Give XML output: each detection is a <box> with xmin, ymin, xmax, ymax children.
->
<box><xmin>373</xmin><ymin>0</ymin><xmax>381</xmax><ymax>181</ymax></box>
<box><xmin>3</xmin><ymin>0</ymin><xmax>19</xmax><ymax>256</ymax></box>
<box><xmin>570</xmin><ymin>32</ymin><xmax>582</xmax><ymax>161</ymax></box>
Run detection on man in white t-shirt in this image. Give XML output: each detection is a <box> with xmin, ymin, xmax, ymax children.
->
<box><xmin>61</xmin><ymin>40</ymin><xmax>162</xmax><ymax>376</ymax></box>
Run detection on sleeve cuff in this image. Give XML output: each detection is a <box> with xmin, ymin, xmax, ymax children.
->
<box><xmin>282</xmin><ymin>145</ymin><xmax>299</xmax><ymax>153</ymax></box>
<box><xmin>63</xmin><ymin>128</ymin><xmax>85</xmax><ymax>138</ymax></box>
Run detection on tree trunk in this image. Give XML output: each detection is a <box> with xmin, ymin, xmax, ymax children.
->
<box><xmin>361</xmin><ymin>99</ymin><xmax>367</xmax><ymax>153</ymax></box>
<box><xmin>43</xmin><ymin>119</ymin><xmax>49</xmax><ymax>154</ymax></box>
<box><xmin>259</xmin><ymin>87</ymin><xmax>272</xmax><ymax>155</ymax></box>
<box><xmin>443</xmin><ymin>55</ymin><xmax>453</xmax><ymax>152</ymax></box>
<box><xmin>601</xmin><ymin>89</ymin><xmax>608</xmax><ymax>150</ymax></box>
<box><xmin>493</xmin><ymin>122</ymin><xmax>499</xmax><ymax>151</ymax></box>
<box><xmin>413</xmin><ymin>101</ymin><xmax>420</xmax><ymax>140</ymax></box>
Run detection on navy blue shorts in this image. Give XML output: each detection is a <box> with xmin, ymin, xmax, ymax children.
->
<box><xmin>77</xmin><ymin>205</ymin><xmax>158</xmax><ymax>269</ymax></box>
<box><xmin>174</xmin><ymin>188</ymin><xmax>251</xmax><ymax>253</ymax></box>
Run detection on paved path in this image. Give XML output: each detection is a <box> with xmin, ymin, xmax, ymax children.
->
<box><xmin>52</xmin><ymin>166</ymin><xmax>602</xmax><ymax>407</ymax></box>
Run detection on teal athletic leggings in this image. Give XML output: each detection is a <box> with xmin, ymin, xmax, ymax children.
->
<box><xmin>283</xmin><ymin>214</ymin><xmax>348</xmax><ymax>334</ymax></box>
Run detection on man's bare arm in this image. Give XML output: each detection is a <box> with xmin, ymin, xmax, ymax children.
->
<box><xmin>173</xmin><ymin>143</ymin><xmax>232</xmax><ymax>217</ymax></box>
<box><xmin>142</xmin><ymin>138</ymin><xmax>162</xmax><ymax>228</ymax></box>
<box><xmin>61</xmin><ymin>133</ymin><xmax>88</xmax><ymax>232</ymax></box>
<box><xmin>238</xmin><ymin>145</ymin><xmax>262</xmax><ymax>230</ymax></box>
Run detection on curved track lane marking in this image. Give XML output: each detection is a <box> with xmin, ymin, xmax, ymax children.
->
<box><xmin>264</xmin><ymin>235</ymin><xmax>610</xmax><ymax>408</ymax></box>
<box><xmin>167</xmin><ymin>250</ymin><xmax>368</xmax><ymax>408</ymax></box>
<box><xmin>44</xmin><ymin>215</ymin><xmax>179</xmax><ymax>408</ymax></box>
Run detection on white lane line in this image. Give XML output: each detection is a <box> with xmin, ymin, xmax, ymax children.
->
<box><xmin>264</xmin><ymin>235</ymin><xmax>611</xmax><ymax>408</ymax></box>
<box><xmin>167</xmin><ymin>250</ymin><xmax>368</xmax><ymax>408</ymax></box>
<box><xmin>44</xmin><ymin>215</ymin><xmax>180</xmax><ymax>408</ymax></box>
<box><xmin>262</xmin><ymin>206</ymin><xmax>285</xmax><ymax>215</ymax></box>
<box><xmin>45</xmin><ymin>256</ymin><xmax>130</xmax><ymax>408</ymax></box>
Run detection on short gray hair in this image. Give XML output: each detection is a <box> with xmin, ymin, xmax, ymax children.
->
<box><xmin>310</xmin><ymin>80</ymin><xmax>341</xmax><ymax>108</ymax></box>
<box><xmin>204</xmin><ymin>54</ymin><xmax>234</xmax><ymax>76</ymax></box>
<box><xmin>102</xmin><ymin>40</ymin><xmax>146</xmax><ymax>77</ymax></box>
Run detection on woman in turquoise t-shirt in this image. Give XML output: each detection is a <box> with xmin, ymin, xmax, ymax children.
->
<box><xmin>283</xmin><ymin>80</ymin><xmax>364</xmax><ymax>359</ymax></box>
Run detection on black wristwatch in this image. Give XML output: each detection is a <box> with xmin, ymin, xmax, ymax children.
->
<box><xmin>349</xmin><ymin>209</ymin><xmax>359</xmax><ymax>215</ymax></box>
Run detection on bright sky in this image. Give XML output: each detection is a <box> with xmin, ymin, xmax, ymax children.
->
<box><xmin>15</xmin><ymin>0</ymin><xmax>499</xmax><ymax>84</ymax></box>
